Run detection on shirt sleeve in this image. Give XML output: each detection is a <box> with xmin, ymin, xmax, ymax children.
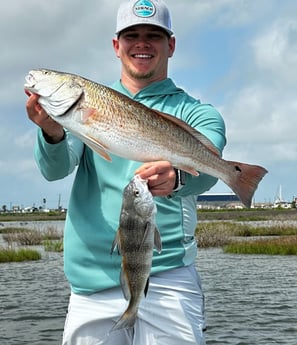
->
<box><xmin>34</xmin><ymin>128</ymin><xmax>84</xmax><ymax>181</ymax></box>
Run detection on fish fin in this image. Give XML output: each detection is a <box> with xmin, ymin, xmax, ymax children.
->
<box><xmin>111</xmin><ymin>307</ymin><xmax>138</xmax><ymax>332</ymax></box>
<box><xmin>154</xmin><ymin>110</ymin><xmax>221</xmax><ymax>174</ymax></box>
<box><xmin>178</xmin><ymin>166</ymin><xmax>199</xmax><ymax>176</ymax></box>
<box><xmin>154</xmin><ymin>110</ymin><xmax>221</xmax><ymax>156</ymax></box>
<box><xmin>154</xmin><ymin>227</ymin><xmax>162</xmax><ymax>254</ymax></box>
<box><xmin>80</xmin><ymin>107</ymin><xmax>97</xmax><ymax>122</ymax></box>
<box><xmin>144</xmin><ymin>278</ymin><xmax>150</xmax><ymax>297</ymax></box>
<box><xmin>110</xmin><ymin>229</ymin><xmax>121</xmax><ymax>255</ymax></box>
<box><xmin>120</xmin><ymin>269</ymin><xmax>131</xmax><ymax>301</ymax></box>
<box><xmin>81</xmin><ymin>135</ymin><xmax>112</xmax><ymax>161</ymax></box>
<box><xmin>138</xmin><ymin>222</ymin><xmax>153</xmax><ymax>251</ymax></box>
<box><xmin>223</xmin><ymin>161</ymin><xmax>268</xmax><ymax>208</ymax></box>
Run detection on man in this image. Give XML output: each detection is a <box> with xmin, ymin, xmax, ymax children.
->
<box><xmin>26</xmin><ymin>1</ymin><xmax>226</xmax><ymax>344</ymax></box>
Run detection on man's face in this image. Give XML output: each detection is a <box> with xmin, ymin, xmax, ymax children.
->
<box><xmin>113</xmin><ymin>25</ymin><xmax>175</xmax><ymax>83</ymax></box>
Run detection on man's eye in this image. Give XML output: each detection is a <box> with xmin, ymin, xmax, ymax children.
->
<box><xmin>124</xmin><ymin>34</ymin><xmax>137</xmax><ymax>40</ymax></box>
<box><xmin>149</xmin><ymin>34</ymin><xmax>162</xmax><ymax>39</ymax></box>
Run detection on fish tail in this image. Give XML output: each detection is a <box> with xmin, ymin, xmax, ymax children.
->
<box><xmin>224</xmin><ymin>161</ymin><xmax>268</xmax><ymax>208</ymax></box>
<box><xmin>111</xmin><ymin>307</ymin><xmax>138</xmax><ymax>332</ymax></box>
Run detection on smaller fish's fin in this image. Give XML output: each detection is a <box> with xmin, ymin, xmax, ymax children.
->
<box><xmin>154</xmin><ymin>227</ymin><xmax>162</xmax><ymax>254</ymax></box>
<box><xmin>110</xmin><ymin>229</ymin><xmax>121</xmax><ymax>255</ymax></box>
<box><xmin>110</xmin><ymin>307</ymin><xmax>137</xmax><ymax>332</ymax></box>
<box><xmin>144</xmin><ymin>278</ymin><xmax>149</xmax><ymax>297</ymax></box>
<box><xmin>138</xmin><ymin>222</ymin><xmax>153</xmax><ymax>251</ymax></box>
<box><xmin>120</xmin><ymin>269</ymin><xmax>131</xmax><ymax>301</ymax></box>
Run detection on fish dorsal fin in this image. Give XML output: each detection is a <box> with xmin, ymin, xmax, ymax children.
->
<box><xmin>154</xmin><ymin>110</ymin><xmax>221</xmax><ymax>157</ymax></box>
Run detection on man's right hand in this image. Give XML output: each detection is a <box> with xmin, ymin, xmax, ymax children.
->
<box><xmin>25</xmin><ymin>91</ymin><xmax>65</xmax><ymax>144</ymax></box>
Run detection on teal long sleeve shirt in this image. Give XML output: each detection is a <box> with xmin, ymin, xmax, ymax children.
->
<box><xmin>35</xmin><ymin>78</ymin><xmax>226</xmax><ymax>294</ymax></box>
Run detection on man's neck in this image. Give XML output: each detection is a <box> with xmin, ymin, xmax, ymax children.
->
<box><xmin>120</xmin><ymin>74</ymin><xmax>167</xmax><ymax>95</ymax></box>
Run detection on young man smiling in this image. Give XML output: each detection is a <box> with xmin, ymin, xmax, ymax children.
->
<box><xmin>113</xmin><ymin>25</ymin><xmax>175</xmax><ymax>93</ymax></box>
<box><xmin>26</xmin><ymin>1</ymin><xmax>226</xmax><ymax>344</ymax></box>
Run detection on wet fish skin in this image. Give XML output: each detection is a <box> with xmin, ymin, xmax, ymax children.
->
<box><xmin>111</xmin><ymin>175</ymin><xmax>162</xmax><ymax>330</ymax></box>
<box><xmin>24</xmin><ymin>69</ymin><xmax>268</xmax><ymax>207</ymax></box>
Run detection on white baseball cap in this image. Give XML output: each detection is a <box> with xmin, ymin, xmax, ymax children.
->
<box><xmin>116</xmin><ymin>0</ymin><xmax>173</xmax><ymax>36</ymax></box>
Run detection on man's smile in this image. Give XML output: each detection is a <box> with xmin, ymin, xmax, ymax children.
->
<box><xmin>132</xmin><ymin>54</ymin><xmax>154</xmax><ymax>59</ymax></box>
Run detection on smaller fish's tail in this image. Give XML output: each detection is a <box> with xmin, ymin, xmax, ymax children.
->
<box><xmin>110</xmin><ymin>308</ymin><xmax>138</xmax><ymax>332</ymax></box>
<box><xmin>225</xmin><ymin>161</ymin><xmax>268</xmax><ymax>208</ymax></box>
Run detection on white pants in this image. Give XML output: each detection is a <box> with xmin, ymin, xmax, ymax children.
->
<box><xmin>62</xmin><ymin>265</ymin><xmax>206</xmax><ymax>345</ymax></box>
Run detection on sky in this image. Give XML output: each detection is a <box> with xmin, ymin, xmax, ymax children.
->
<box><xmin>0</xmin><ymin>0</ymin><xmax>296</xmax><ymax>209</ymax></box>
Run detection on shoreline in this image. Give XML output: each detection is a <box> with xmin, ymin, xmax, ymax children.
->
<box><xmin>1</xmin><ymin>208</ymin><xmax>296</xmax><ymax>223</ymax></box>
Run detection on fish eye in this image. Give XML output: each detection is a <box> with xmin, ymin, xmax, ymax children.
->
<box><xmin>134</xmin><ymin>189</ymin><xmax>140</xmax><ymax>197</ymax></box>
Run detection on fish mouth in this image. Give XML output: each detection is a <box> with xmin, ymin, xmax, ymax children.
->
<box><xmin>134</xmin><ymin>174</ymin><xmax>148</xmax><ymax>184</ymax></box>
<box><xmin>24</xmin><ymin>72</ymin><xmax>36</xmax><ymax>89</ymax></box>
<box><xmin>24</xmin><ymin>71</ymin><xmax>70</xmax><ymax>99</ymax></box>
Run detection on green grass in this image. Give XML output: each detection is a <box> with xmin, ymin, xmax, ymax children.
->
<box><xmin>43</xmin><ymin>239</ymin><xmax>63</xmax><ymax>252</ymax></box>
<box><xmin>224</xmin><ymin>236</ymin><xmax>297</xmax><ymax>255</ymax></box>
<box><xmin>195</xmin><ymin>221</ymin><xmax>297</xmax><ymax>255</ymax></box>
<box><xmin>0</xmin><ymin>248</ymin><xmax>41</xmax><ymax>263</ymax></box>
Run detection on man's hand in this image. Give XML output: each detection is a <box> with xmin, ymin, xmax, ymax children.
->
<box><xmin>25</xmin><ymin>91</ymin><xmax>65</xmax><ymax>144</ymax></box>
<box><xmin>135</xmin><ymin>161</ymin><xmax>176</xmax><ymax>197</ymax></box>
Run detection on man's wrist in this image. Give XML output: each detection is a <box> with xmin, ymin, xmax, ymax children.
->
<box><xmin>173</xmin><ymin>168</ymin><xmax>186</xmax><ymax>192</ymax></box>
<box><xmin>42</xmin><ymin>129</ymin><xmax>65</xmax><ymax>144</ymax></box>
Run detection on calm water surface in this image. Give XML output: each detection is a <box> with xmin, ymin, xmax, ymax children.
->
<box><xmin>0</xmin><ymin>222</ymin><xmax>297</xmax><ymax>344</ymax></box>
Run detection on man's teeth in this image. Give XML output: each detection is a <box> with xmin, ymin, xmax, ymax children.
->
<box><xmin>134</xmin><ymin>54</ymin><xmax>152</xmax><ymax>58</ymax></box>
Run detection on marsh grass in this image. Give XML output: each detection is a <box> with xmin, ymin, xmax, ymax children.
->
<box><xmin>224</xmin><ymin>236</ymin><xmax>297</xmax><ymax>255</ymax></box>
<box><xmin>235</xmin><ymin>224</ymin><xmax>297</xmax><ymax>237</ymax></box>
<box><xmin>0</xmin><ymin>248</ymin><xmax>41</xmax><ymax>263</ymax></box>
<box><xmin>43</xmin><ymin>239</ymin><xmax>63</xmax><ymax>252</ymax></box>
<box><xmin>0</xmin><ymin>226</ymin><xmax>63</xmax><ymax>262</ymax></box>
<box><xmin>2</xmin><ymin>226</ymin><xmax>62</xmax><ymax>246</ymax></box>
<box><xmin>195</xmin><ymin>221</ymin><xmax>297</xmax><ymax>255</ymax></box>
<box><xmin>195</xmin><ymin>222</ymin><xmax>236</xmax><ymax>248</ymax></box>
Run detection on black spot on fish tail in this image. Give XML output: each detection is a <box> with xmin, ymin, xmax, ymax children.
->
<box><xmin>235</xmin><ymin>165</ymin><xmax>242</xmax><ymax>172</ymax></box>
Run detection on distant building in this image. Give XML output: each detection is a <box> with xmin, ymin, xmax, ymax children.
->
<box><xmin>197</xmin><ymin>193</ymin><xmax>242</xmax><ymax>209</ymax></box>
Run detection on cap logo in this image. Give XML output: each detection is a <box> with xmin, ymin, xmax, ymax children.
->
<box><xmin>133</xmin><ymin>0</ymin><xmax>156</xmax><ymax>18</ymax></box>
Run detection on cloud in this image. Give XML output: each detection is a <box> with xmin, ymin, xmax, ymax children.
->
<box><xmin>252</xmin><ymin>18</ymin><xmax>297</xmax><ymax>85</ymax></box>
<box><xmin>0</xmin><ymin>0</ymin><xmax>296</xmax><ymax>205</ymax></box>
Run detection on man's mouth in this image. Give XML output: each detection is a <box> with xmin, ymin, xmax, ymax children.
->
<box><xmin>132</xmin><ymin>54</ymin><xmax>153</xmax><ymax>59</ymax></box>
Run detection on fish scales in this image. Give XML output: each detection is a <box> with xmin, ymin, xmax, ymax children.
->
<box><xmin>111</xmin><ymin>175</ymin><xmax>162</xmax><ymax>330</ymax></box>
<box><xmin>24</xmin><ymin>69</ymin><xmax>268</xmax><ymax>207</ymax></box>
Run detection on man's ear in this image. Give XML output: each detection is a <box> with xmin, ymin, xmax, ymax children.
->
<box><xmin>112</xmin><ymin>38</ymin><xmax>120</xmax><ymax>58</ymax></box>
<box><xmin>168</xmin><ymin>36</ymin><xmax>176</xmax><ymax>58</ymax></box>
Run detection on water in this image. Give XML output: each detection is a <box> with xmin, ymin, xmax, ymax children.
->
<box><xmin>1</xmin><ymin>230</ymin><xmax>297</xmax><ymax>344</ymax></box>
<box><xmin>0</xmin><ymin>252</ymin><xmax>69</xmax><ymax>344</ymax></box>
<box><xmin>197</xmin><ymin>249</ymin><xmax>297</xmax><ymax>345</ymax></box>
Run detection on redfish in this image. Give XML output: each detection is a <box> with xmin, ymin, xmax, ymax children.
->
<box><xmin>24</xmin><ymin>69</ymin><xmax>268</xmax><ymax>207</ymax></box>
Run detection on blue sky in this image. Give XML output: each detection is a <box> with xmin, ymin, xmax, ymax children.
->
<box><xmin>0</xmin><ymin>0</ymin><xmax>296</xmax><ymax>209</ymax></box>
